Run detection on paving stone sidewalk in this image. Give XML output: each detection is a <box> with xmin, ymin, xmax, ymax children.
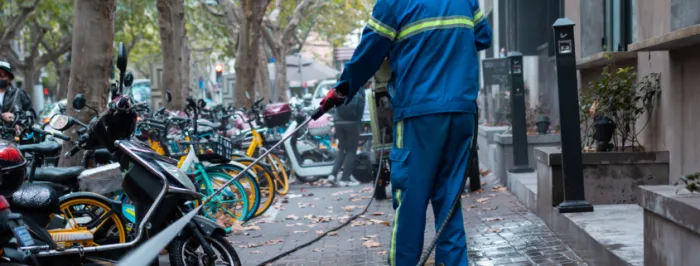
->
<box><xmin>232</xmin><ymin>172</ymin><xmax>586</xmax><ymax>266</ymax></box>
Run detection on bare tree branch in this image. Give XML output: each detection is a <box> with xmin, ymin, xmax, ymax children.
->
<box><xmin>0</xmin><ymin>0</ymin><xmax>41</xmax><ymax>46</ymax></box>
<box><xmin>281</xmin><ymin>0</ymin><xmax>314</xmax><ymax>47</ymax></box>
<box><xmin>261</xmin><ymin>26</ymin><xmax>278</xmax><ymax>51</ymax></box>
<box><xmin>200</xmin><ymin>0</ymin><xmax>225</xmax><ymax>17</ymax></box>
<box><xmin>28</xmin><ymin>22</ymin><xmax>49</xmax><ymax>60</ymax></box>
<box><xmin>36</xmin><ymin>35</ymin><xmax>72</xmax><ymax>67</ymax></box>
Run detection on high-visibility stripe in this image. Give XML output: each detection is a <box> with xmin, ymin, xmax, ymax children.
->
<box><xmin>396</xmin><ymin>120</ymin><xmax>403</xmax><ymax>148</ymax></box>
<box><xmin>367</xmin><ymin>16</ymin><xmax>397</xmax><ymax>40</ymax></box>
<box><xmin>396</xmin><ymin>16</ymin><xmax>475</xmax><ymax>41</ymax></box>
<box><xmin>389</xmin><ymin>189</ymin><xmax>402</xmax><ymax>266</ymax></box>
<box><xmin>474</xmin><ymin>9</ymin><xmax>484</xmax><ymax>23</ymax></box>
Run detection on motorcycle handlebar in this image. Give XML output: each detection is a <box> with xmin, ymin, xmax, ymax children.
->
<box><xmin>31</xmin><ymin>125</ymin><xmax>70</xmax><ymax>141</ymax></box>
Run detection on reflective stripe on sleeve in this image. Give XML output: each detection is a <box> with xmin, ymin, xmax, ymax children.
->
<box><xmin>367</xmin><ymin>16</ymin><xmax>397</xmax><ymax>40</ymax></box>
<box><xmin>396</xmin><ymin>16</ymin><xmax>475</xmax><ymax>42</ymax></box>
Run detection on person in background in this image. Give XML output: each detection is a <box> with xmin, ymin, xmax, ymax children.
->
<box><xmin>327</xmin><ymin>82</ymin><xmax>368</xmax><ymax>187</ymax></box>
<box><xmin>0</xmin><ymin>61</ymin><xmax>33</xmax><ymax>125</ymax></box>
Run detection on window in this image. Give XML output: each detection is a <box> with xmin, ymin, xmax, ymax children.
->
<box><xmin>604</xmin><ymin>0</ymin><xmax>636</xmax><ymax>51</ymax></box>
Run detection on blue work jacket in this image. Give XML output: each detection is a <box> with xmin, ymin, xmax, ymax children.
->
<box><xmin>335</xmin><ymin>0</ymin><xmax>492</xmax><ymax>122</ymax></box>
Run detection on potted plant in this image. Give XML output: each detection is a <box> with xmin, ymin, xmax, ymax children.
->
<box><xmin>580</xmin><ymin>59</ymin><xmax>661</xmax><ymax>152</ymax></box>
<box><xmin>536</xmin><ymin>114</ymin><xmax>551</xmax><ymax>135</ymax></box>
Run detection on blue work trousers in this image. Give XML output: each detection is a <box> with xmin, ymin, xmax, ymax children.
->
<box><xmin>388</xmin><ymin>112</ymin><xmax>474</xmax><ymax>266</ymax></box>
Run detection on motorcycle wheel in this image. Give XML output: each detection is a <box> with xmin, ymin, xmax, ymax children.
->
<box><xmin>169</xmin><ymin>233</ymin><xmax>241</xmax><ymax>266</ymax></box>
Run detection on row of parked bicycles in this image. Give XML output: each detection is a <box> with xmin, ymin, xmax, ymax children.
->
<box><xmin>0</xmin><ymin>43</ymin><xmax>371</xmax><ymax>265</ymax></box>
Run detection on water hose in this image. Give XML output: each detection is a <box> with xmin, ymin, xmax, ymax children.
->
<box><xmin>256</xmin><ymin>128</ymin><xmax>387</xmax><ymax>266</ymax></box>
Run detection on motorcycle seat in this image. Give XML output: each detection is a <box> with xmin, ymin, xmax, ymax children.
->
<box><xmin>10</xmin><ymin>183</ymin><xmax>61</xmax><ymax>225</ymax></box>
<box><xmin>19</xmin><ymin>142</ymin><xmax>62</xmax><ymax>157</ymax></box>
<box><xmin>34</xmin><ymin>166</ymin><xmax>85</xmax><ymax>185</ymax></box>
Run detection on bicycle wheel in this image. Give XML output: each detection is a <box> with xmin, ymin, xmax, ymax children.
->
<box><xmin>267</xmin><ymin>153</ymin><xmax>289</xmax><ymax>195</ymax></box>
<box><xmin>207</xmin><ymin>163</ymin><xmax>261</xmax><ymax>221</ymax></box>
<box><xmin>231</xmin><ymin>158</ymin><xmax>277</xmax><ymax>217</ymax></box>
<box><xmin>53</xmin><ymin>197</ymin><xmax>128</xmax><ymax>246</ymax></box>
<box><xmin>195</xmin><ymin>172</ymin><xmax>249</xmax><ymax>229</ymax></box>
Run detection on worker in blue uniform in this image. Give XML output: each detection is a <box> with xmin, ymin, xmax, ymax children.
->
<box><xmin>316</xmin><ymin>0</ymin><xmax>491</xmax><ymax>265</ymax></box>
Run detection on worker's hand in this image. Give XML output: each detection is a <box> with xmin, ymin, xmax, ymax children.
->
<box><xmin>319</xmin><ymin>88</ymin><xmax>345</xmax><ymax>111</ymax></box>
<box><xmin>1</xmin><ymin>112</ymin><xmax>14</xmax><ymax>122</ymax></box>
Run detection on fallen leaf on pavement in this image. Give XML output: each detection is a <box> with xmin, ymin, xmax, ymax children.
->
<box><xmin>362</xmin><ymin>240</ymin><xmax>381</xmax><ymax>248</ymax></box>
<box><xmin>473</xmin><ymin>188</ymin><xmax>485</xmax><ymax>194</ymax></box>
<box><xmin>249</xmin><ymin>250</ymin><xmax>264</xmax><ymax>254</ymax></box>
<box><xmin>476</xmin><ymin>198</ymin><xmax>490</xmax><ymax>203</ymax></box>
<box><xmin>304</xmin><ymin>214</ymin><xmax>316</xmax><ymax>220</ymax></box>
<box><xmin>295</xmin><ymin>222</ymin><xmax>303</xmax><ymax>226</ymax></box>
<box><xmin>281</xmin><ymin>199</ymin><xmax>289</xmax><ymax>203</ymax></box>
<box><xmin>230</xmin><ymin>240</ymin><xmax>243</xmax><ymax>244</ymax></box>
<box><xmin>370</xmin><ymin>212</ymin><xmax>384</xmax><ymax>216</ymax></box>
<box><xmin>308</xmin><ymin>224</ymin><xmax>317</xmax><ymax>228</ymax></box>
<box><xmin>485</xmin><ymin>217</ymin><xmax>504</xmax><ymax>222</ymax></box>
<box><xmin>491</xmin><ymin>185</ymin><xmax>507</xmax><ymax>192</ymax></box>
<box><xmin>286</xmin><ymin>215</ymin><xmax>299</xmax><ymax>220</ymax></box>
<box><xmin>361</xmin><ymin>186</ymin><xmax>373</xmax><ymax>193</ymax></box>
<box><xmin>243</xmin><ymin>225</ymin><xmax>260</xmax><ymax>231</ymax></box>
<box><xmin>316</xmin><ymin>230</ymin><xmax>324</xmax><ymax>236</ymax></box>
<box><xmin>313</xmin><ymin>198</ymin><xmax>321</xmax><ymax>201</ymax></box>
<box><xmin>470</xmin><ymin>205</ymin><xmax>478</xmax><ymax>208</ymax></box>
<box><xmin>312</xmin><ymin>248</ymin><xmax>323</xmax><ymax>252</ymax></box>
<box><xmin>485</xmin><ymin>228</ymin><xmax>502</xmax><ymax>233</ymax></box>
<box><xmin>482</xmin><ymin>207</ymin><xmax>498</xmax><ymax>211</ymax></box>
<box><xmin>246</xmin><ymin>243</ymin><xmax>263</xmax><ymax>248</ymax></box>
<box><xmin>344</xmin><ymin>205</ymin><xmax>362</xmax><ymax>212</ymax></box>
<box><xmin>293</xmin><ymin>230</ymin><xmax>308</xmax><ymax>233</ymax></box>
<box><xmin>369</xmin><ymin>219</ymin><xmax>391</xmax><ymax>226</ymax></box>
<box><xmin>481</xmin><ymin>180</ymin><xmax>488</xmax><ymax>185</ymax></box>
<box><xmin>331</xmin><ymin>190</ymin><xmax>354</xmax><ymax>197</ymax></box>
<box><xmin>285</xmin><ymin>224</ymin><xmax>296</xmax><ymax>227</ymax></box>
<box><xmin>328</xmin><ymin>231</ymin><xmax>338</xmax><ymax>236</ymax></box>
<box><xmin>298</xmin><ymin>202</ymin><xmax>315</xmax><ymax>208</ymax></box>
<box><xmin>304</xmin><ymin>193</ymin><xmax>314</xmax><ymax>197</ymax></box>
<box><xmin>264</xmin><ymin>239</ymin><xmax>284</xmax><ymax>245</ymax></box>
<box><xmin>488</xmin><ymin>193</ymin><xmax>498</xmax><ymax>198</ymax></box>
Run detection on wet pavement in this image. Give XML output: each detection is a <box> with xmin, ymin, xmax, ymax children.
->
<box><xmin>230</xmin><ymin>171</ymin><xmax>587</xmax><ymax>266</ymax></box>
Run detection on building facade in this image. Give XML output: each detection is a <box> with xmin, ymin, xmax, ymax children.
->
<box><xmin>565</xmin><ymin>0</ymin><xmax>700</xmax><ymax>183</ymax></box>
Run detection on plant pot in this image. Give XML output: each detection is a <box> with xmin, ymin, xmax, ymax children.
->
<box><xmin>594</xmin><ymin>116</ymin><xmax>616</xmax><ymax>152</ymax></box>
<box><xmin>535</xmin><ymin>115</ymin><xmax>551</xmax><ymax>135</ymax></box>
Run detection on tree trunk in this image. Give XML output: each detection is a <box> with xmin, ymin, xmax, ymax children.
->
<box><xmin>233</xmin><ymin>0</ymin><xmax>270</xmax><ymax>108</ymax></box>
<box><xmin>156</xmin><ymin>0</ymin><xmax>181</xmax><ymax>110</ymax></box>
<box><xmin>272</xmin><ymin>48</ymin><xmax>287</xmax><ymax>102</ymax></box>
<box><xmin>59</xmin><ymin>0</ymin><xmax>117</xmax><ymax>167</ymax></box>
<box><xmin>172</xmin><ymin>0</ymin><xmax>189</xmax><ymax>109</ymax></box>
<box><xmin>255</xmin><ymin>40</ymin><xmax>271</xmax><ymax>101</ymax></box>
<box><xmin>56</xmin><ymin>59</ymin><xmax>70</xmax><ymax>100</ymax></box>
<box><xmin>18</xmin><ymin>65</ymin><xmax>36</xmax><ymax>105</ymax></box>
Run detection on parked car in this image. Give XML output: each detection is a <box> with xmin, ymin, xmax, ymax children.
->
<box><xmin>310</xmin><ymin>79</ymin><xmax>337</xmax><ymax>110</ymax></box>
<box><xmin>127</xmin><ymin>79</ymin><xmax>151</xmax><ymax>106</ymax></box>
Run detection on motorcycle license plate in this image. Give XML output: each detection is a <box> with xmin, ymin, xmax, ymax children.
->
<box><xmin>13</xmin><ymin>225</ymin><xmax>35</xmax><ymax>247</ymax></box>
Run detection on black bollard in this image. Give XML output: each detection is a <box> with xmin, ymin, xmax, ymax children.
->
<box><xmin>507</xmin><ymin>52</ymin><xmax>534</xmax><ymax>173</ymax></box>
<box><xmin>552</xmin><ymin>18</ymin><xmax>593</xmax><ymax>213</ymax></box>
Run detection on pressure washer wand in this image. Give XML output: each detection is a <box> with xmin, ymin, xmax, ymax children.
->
<box><xmin>201</xmin><ymin>108</ymin><xmax>319</xmax><ymax>206</ymax></box>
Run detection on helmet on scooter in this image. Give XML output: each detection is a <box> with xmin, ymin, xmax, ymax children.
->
<box><xmin>0</xmin><ymin>140</ymin><xmax>27</xmax><ymax>196</ymax></box>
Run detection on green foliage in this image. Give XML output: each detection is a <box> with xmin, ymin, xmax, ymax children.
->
<box><xmin>675</xmin><ymin>173</ymin><xmax>700</xmax><ymax>194</ymax></box>
<box><xmin>114</xmin><ymin>0</ymin><xmax>161</xmax><ymax>78</ymax></box>
<box><xmin>310</xmin><ymin>0</ymin><xmax>372</xmax><ymax>47</ymax></box>
<box><xmin>186</xmin><ymin>0</ymin><xmax>234</xmax><ymax>59</ymax></box>
<box><xmin>580</xmin><ymin>55</ymin><xmax>661</xmax><ymax>151</ymax></box>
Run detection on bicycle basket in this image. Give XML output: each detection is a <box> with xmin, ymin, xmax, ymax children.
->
<box><xmin>192</xmin><ymin>135</ymin><xmax>235</xmax><ymax>162</ymax></box>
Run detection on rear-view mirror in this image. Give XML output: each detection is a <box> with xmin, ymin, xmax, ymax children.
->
<box><xmin>73</xmin><ymin>93</ymin><xmax>86</xmax><ymax>110</ymax></box>
<box><xmin>124</xmin><ymin>72</ymin><xmax>134</xmax><ymax>87</ymax></box>
<box><xmin>117</xmin><ymin>42</ymin><xmax>128</xmax><ymax>73</ymax></box>
<box><xmin>49</xmin><ymin>114</ymin><xmax>74</xmax><ymax>131</ymax></box>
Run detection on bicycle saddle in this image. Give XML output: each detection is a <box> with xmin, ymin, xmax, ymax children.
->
<box><xmin>34</xmin><ymin>166</ymin><xmax>85</xmax><ymax>185</ymax></box>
